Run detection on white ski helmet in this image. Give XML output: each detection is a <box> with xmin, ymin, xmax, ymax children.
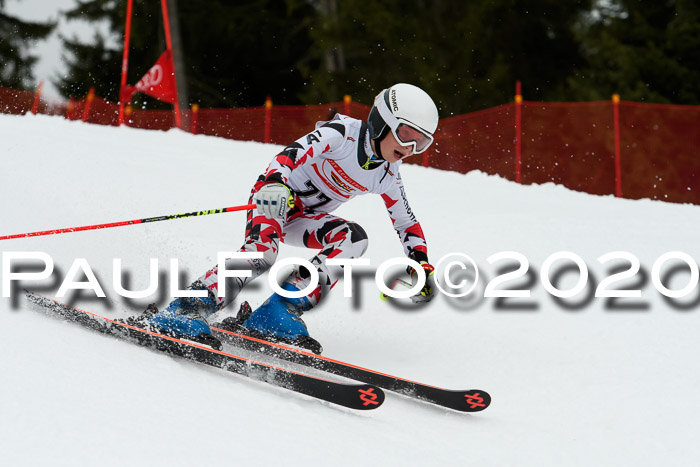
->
<box><xmin>367</xmin><ymin>83</ymin><xmax>439</xmax><ymax>154</ymax></box>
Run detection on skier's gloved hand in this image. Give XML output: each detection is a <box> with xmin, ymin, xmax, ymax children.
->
<box><xmin>255</xmin><ymin>182</ymin><xmax>294</xmax><ymax>220</ymax></box>
<box><xmin>409</xmin><ymin>262</ymin><xmax>436</xmax><ymax>303</ymax></box>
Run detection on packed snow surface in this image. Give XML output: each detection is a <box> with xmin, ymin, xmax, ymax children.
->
<box><xmin>2</xmin><ymin>114</ymin><xmax>700</xmax><ymax>466</ymax></box>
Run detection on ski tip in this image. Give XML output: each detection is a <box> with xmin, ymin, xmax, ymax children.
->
<box><xmin>460</xmin><ymin>390</ymin><xmax>491</xmax><ymax>412</ymax></box>
<box><xmin>353</xmin><ymin>384</ymin><xmax>385</xmax><ymax>410</ymax></box>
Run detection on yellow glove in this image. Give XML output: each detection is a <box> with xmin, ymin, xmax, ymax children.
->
<box><xmin>410</xmin><ymin>262</ymin><xmax>436</xmax><ymax>303</ymax></box>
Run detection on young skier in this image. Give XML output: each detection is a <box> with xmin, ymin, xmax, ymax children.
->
<box><xmin>147</xmin><ymin>83</ymin><xmax>439</xmax><ymax>352</ymax></box>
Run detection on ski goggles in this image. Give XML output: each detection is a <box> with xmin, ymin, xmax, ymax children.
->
<box><xmin>376</xmin><ymin>92</ymin><xmax>434</xmax><ymax>154</ymax></box>
<box><xmin>394</xmin><ymin>123</ymin><xmax>433</xmax><ymax>154</ymax></box>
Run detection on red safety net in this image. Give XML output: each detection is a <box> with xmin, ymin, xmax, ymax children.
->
<box><xmin>521</xmin><ymin>101</ymin><xmax>617</xmax><ymax>196</ymax></box>
<box><xmin>0</xmin><ymin>87</ymin><xmax>35</xmax><ymax>115</ymax></box>
<box><xmin>66</xmin><ymin>99</ymin><xmax>83</xmax><ymax>121</ymax></box>
<box><xmin>422</xmin><ymin>103</ymin><xmax>517</xmax><ymax>178</ymax></box>
<box><xmin>619</xmin><ymin>101</ymin><xmax>700</xmax><ymax>204</ymax></box>
<box><xmin>192</xmin><ymin>101</ymin><xmax>372</xmax><ymax>143</ymax></box>
<box><xmin>409</xmin><ymin>99</ymin><xmax>700</xmax><ymax>204</ymax></box>
<box><xmin>195</xmin><ymin>107</ymin><xmax>265</xmax><ymax>141</ymax></box>
<box><xmin>85</xmin><ymin>96</ymin><xmax>119</xmax><ymax>126</ymax></box>
<box><xmin>1</xmin><ymin>85</ymin><xmax>698</xmax><ymax>205</ymax></box>
<box><xmin>127</xmin><ymin>108</ymin><xmax>175</xmax><ymax>131</ymax></box>
<box><xmin>269</xmin><ymin>102</ymin><xmax>342</xmax><ymax>144</ymax></box>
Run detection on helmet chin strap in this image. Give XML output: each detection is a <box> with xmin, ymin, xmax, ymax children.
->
<box><xmin>372</xmin><ymin>138</ymin><xmax>385</xmax><ymax>161</ymax></box>
<box><xmin>365</xmin><ymin>134</ymin><xmax>386</xmax><ymax>168</ymax></box>
<box><xmin>369</xmin><ymin>122</ymin><xmax>391</xmax><ymax>163</ymax></box>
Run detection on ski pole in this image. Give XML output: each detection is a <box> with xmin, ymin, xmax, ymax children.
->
<box><xmin>0</xmin><ymin>204</ymin><xmax>256</xmax><ymax>241</ymax></box>
<box><xmin>380</xmin><ymin>278</ymin><xmax>413</xmax><ymax>301</ymax></box>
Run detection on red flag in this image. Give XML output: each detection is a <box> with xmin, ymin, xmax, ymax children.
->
<box><xmin>130</xmin><ymin>50</ymin><xmax>177</xmax><ymax>104</ymax></box>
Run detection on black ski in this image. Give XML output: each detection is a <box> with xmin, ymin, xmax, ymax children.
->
<box><xmin>24</xmin><ymin>292</ymin><xmax>384</xmax><ymax>411</ymax></box>
<box><xmin>212</xmin><ymin>321</ymin><xmax>491</xmax><ymax>413</ymax></box>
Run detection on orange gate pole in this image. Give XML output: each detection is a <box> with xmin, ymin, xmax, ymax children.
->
<box><xmin>31</xmin><ymin>81</ymin><xmax>44</xmax><ymax>114</ymax></box>
<box><xmin>191</xmin><ymin>103</ymin><xmax>199</xmax><ymax>134</ymax></box>
<box><xmin>344</xmin><ymin>94</ymin><xmax>352</xmax><ymax>117</ymax></box>
<box><xmin>160</xmin><ymin>0</ymin><xmax>182</xmax><ymax>129</ymax></box>
<box><xmin>81</xmin><ymin>87</ymin><xmax>95</xmax><ymax>122</ymax></box>
<box><xmin>515</xmin><ymin>81</ymin><xmax>523</xmax><ymax>184</ymax></box>
<box><xmin>264</xmin><ymin>96</ymin><xmax>272</xmax><ymax>143</ymax></box>
<box><xmin>612</xmin><ymin>93</ymin><xmax>622</xmax><ymax>197</ymax></box>
<box><xmin>118</xmin><ymin>0</ymin><xmax>134</xmax><ymax>126</ymax></box>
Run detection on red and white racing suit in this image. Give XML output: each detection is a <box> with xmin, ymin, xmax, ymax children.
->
<box><xmin>199</xmin><ymin>114</ymin><xmax>429</xmax><ymax>309</ymax></box>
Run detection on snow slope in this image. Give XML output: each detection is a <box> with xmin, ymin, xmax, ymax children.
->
<box><xmin>2</xmin><ymin>114</ymin><xmax>700</xmax><ymax>466</ymax></box>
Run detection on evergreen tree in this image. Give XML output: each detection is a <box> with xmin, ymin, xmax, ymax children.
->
<box><xmin>55</xmin><ymin>34</ymin><xmax>123</xmax><ymax>101</ymax></box>
<box><xmin>569</xmin><ymin>0</ymin><xmax>700</xmax><ymax>104</ymax></box>
<box><xmin>0</xmin><ymin>0</ymin><xmax>55</xmax><ymax>89</ymax></box>
<box><xmin>54</xmin><ymin>0</ymin><xmax>700</xmax><ymax>110</ymax></box>
<box><xmin>302</xmin><ymin>0</ymin><xmax>593</xmax><ymax>114</ymax></box>
<box><xmin>58</xmin><ymin>0</ymin><xmax>164</xmax><ymax>103</ymax></box>
<box><xmin>57</xmin><ymin>0</ymin><xmax>316</xmax><ymax>108</ymax></box>
<box><xmin>178</xmin><ymin>0</ymin><xmax>316</xmax><ymax>107</ymax></box>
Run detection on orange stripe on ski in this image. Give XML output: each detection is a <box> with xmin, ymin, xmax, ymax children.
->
<box><xmin>211</xmin><ymin>325</ymin><xmax>446</xmax><ymax>390</ymax></box>
<box><xmin>37</xmin><ymin>295</ymin><xmax>341</xmax><ymax>384</ymax></box>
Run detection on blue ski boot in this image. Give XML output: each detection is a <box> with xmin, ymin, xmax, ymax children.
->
<box><xmin>219</xmin><ymin>283</ymin><xmax>323</xmax><ymax>354</ymax></box>
<box><xmin>146</xmin><ymin>281</ymin><xmax>222</xmax><ymax>350</ymax></box>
